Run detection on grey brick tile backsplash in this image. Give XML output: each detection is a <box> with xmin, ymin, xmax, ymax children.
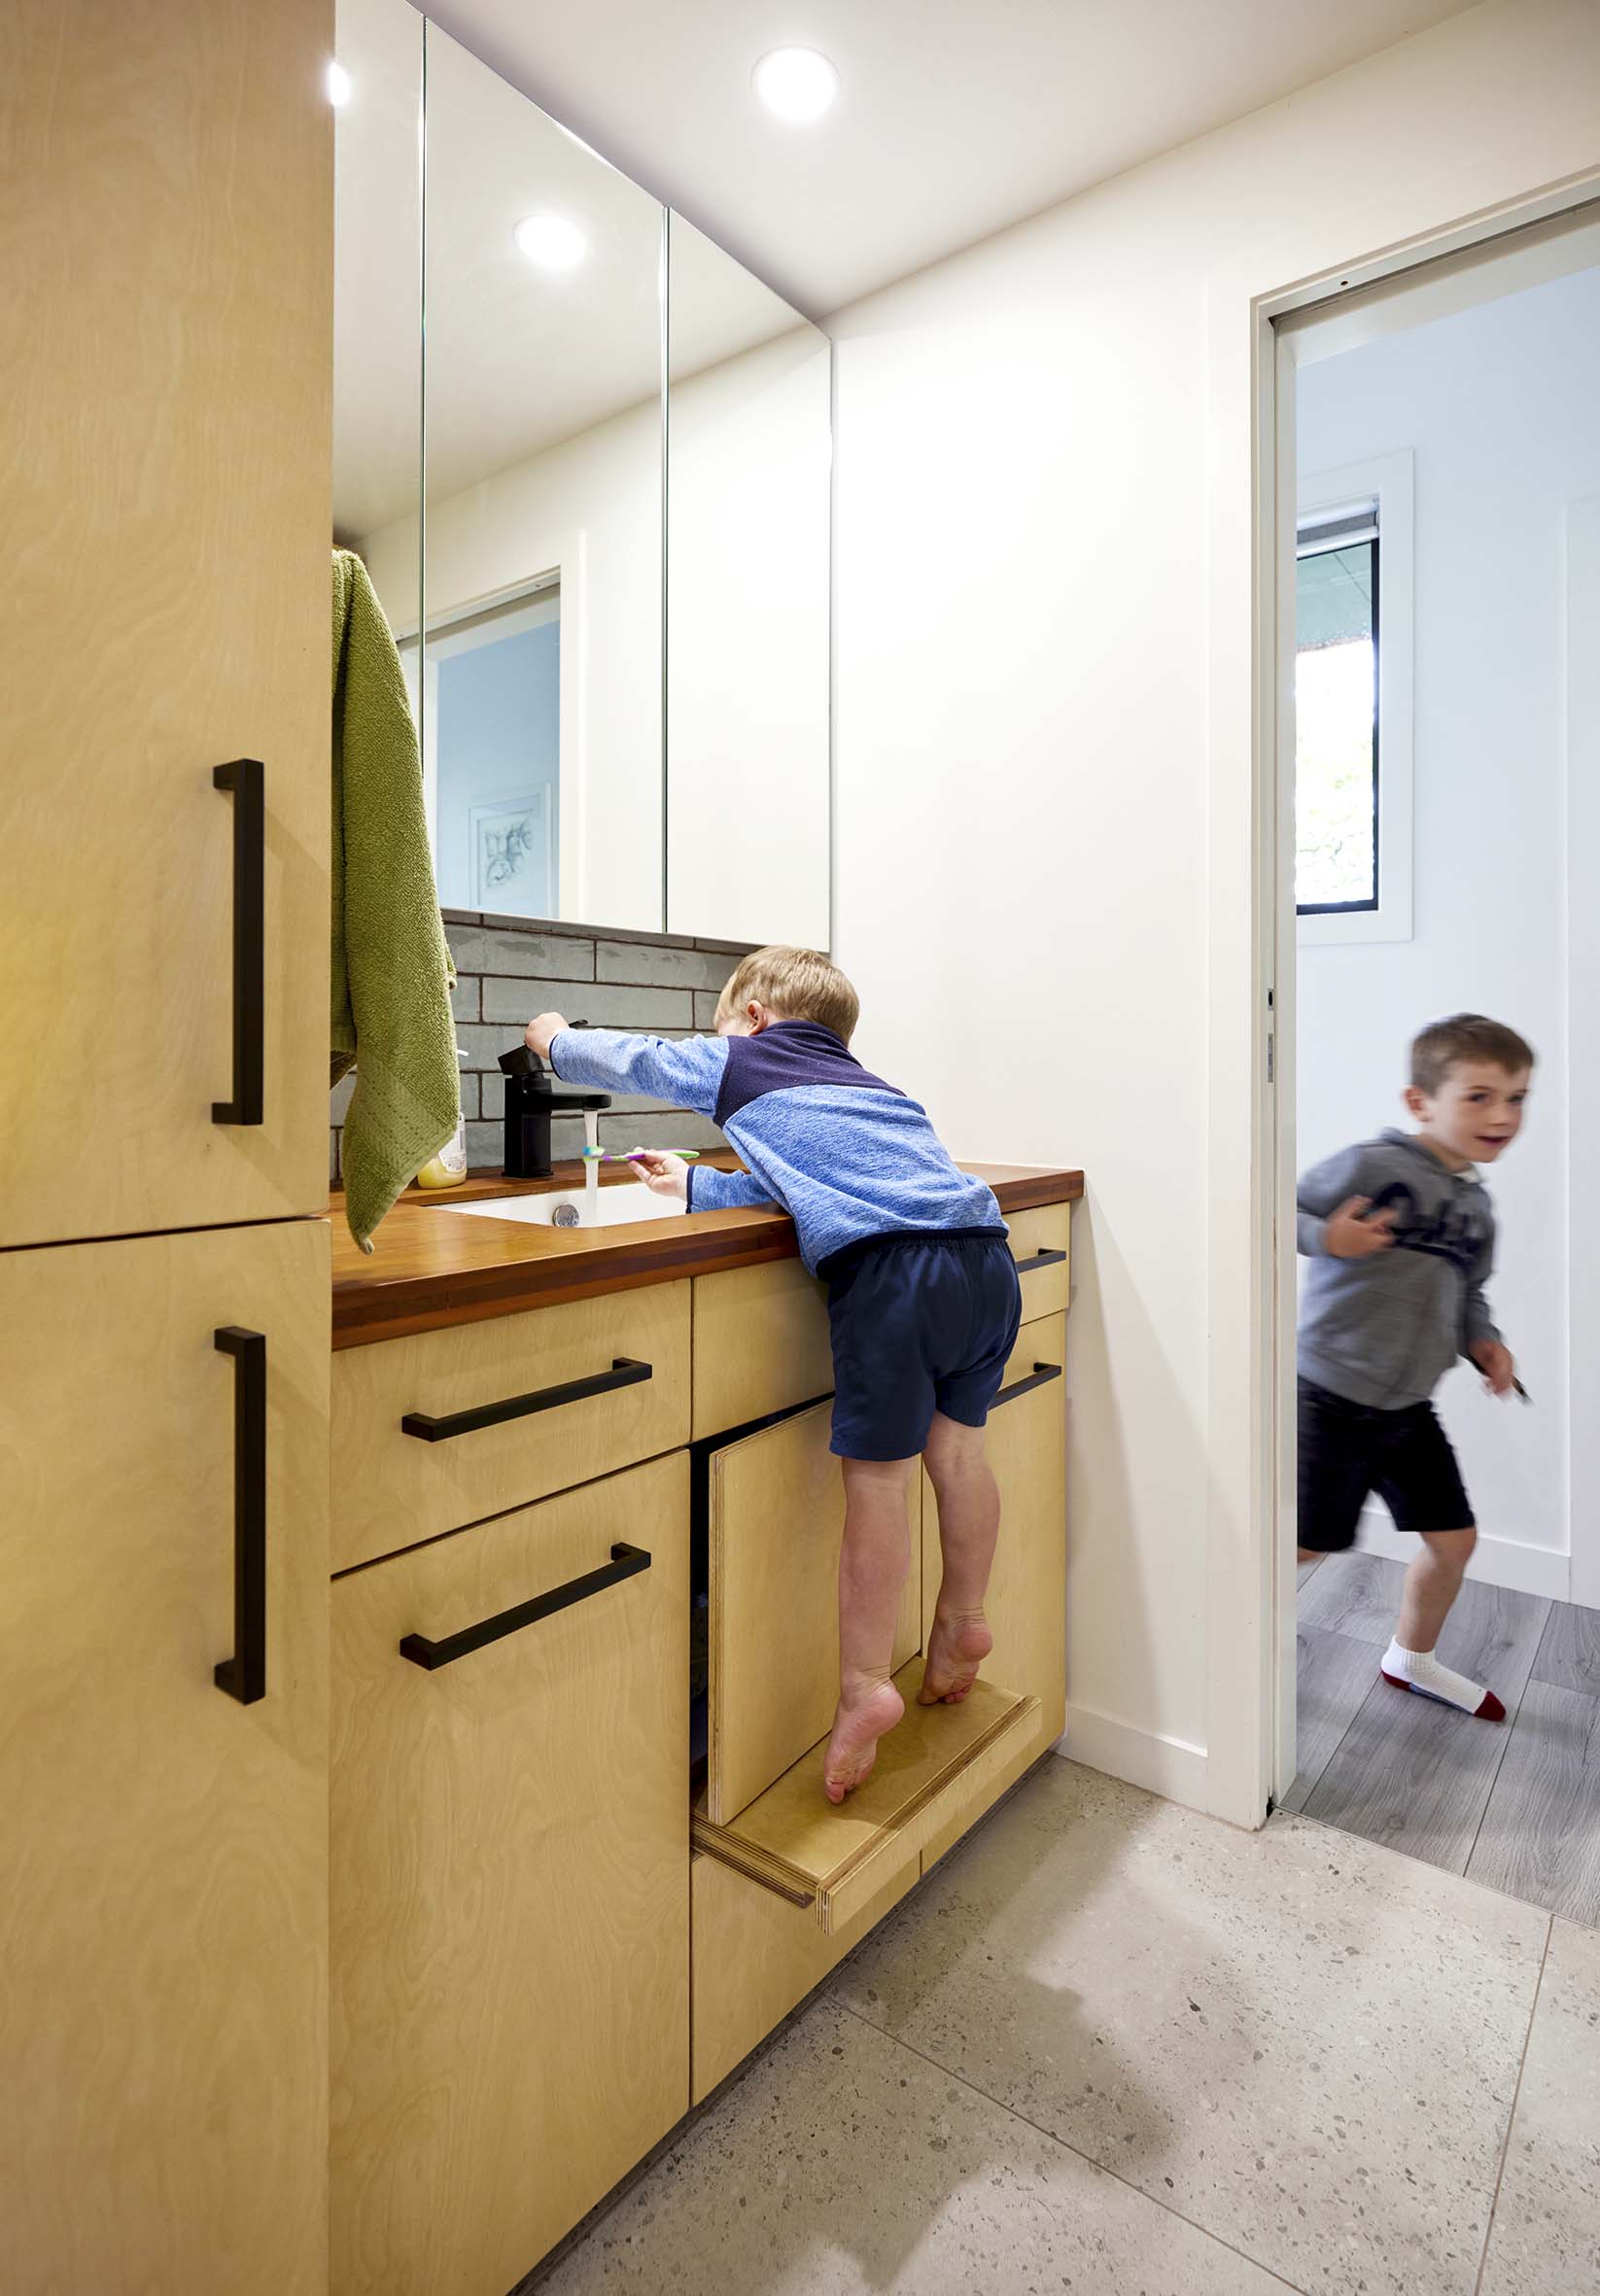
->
<box><xmin>480</xmin><ymin>977</ymin><xmax>694</xmax><ymax>1030</ymax></box>
<box><xmin>333</xmin><ymin>913</ymin><xmax>764</xmax><ymax>1186</ymax></box>
<box><xmin>595</xmin><ymin>940</ymin><xmax>736</xmax><ymax>992</ymax></box>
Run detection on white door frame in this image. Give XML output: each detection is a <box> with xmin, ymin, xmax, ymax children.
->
<box><xmin>1202</xmin><ymin>173</ymin><xmax>1600</xmax><ymax>1832</ymax></box>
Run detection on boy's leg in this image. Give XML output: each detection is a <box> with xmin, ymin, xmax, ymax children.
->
<box><xmin>1373</xmin><ymin>1405</ymin><xmax>1505</xmax><ymax>1718</ymax></box>
<box><xmin>920</xmin><ymin>1410</ymin><xmax>998</xmax><ymax>1704</ymax></box>
<box><xmin>822</xmin><ymin>1454</ymin><xmax>916</xmax><ymax>1804</ymax></box>
<box><xmin>1380</xmin><ymin>1525</ymin><xmax>1506</xmax><ymax>1720</ymax></box>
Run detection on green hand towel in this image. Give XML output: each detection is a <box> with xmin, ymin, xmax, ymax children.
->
<box><xmin>331</xmin><ymin>549</ymin><xmax>459</xmax><ymax>1253</ymax></box>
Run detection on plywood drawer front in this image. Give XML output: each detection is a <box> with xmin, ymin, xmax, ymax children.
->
<box><xmin>1008</xmin><ymin>1201</ymin><xmax>1071</xmax><ymax>1325</ymax></box>
<box><xmin>692</xmin><ymin>1259</ymin><xmax>833</xmax><ymax>1439</ymax></box>
<box><xmin>330</xmin><ymin>1454</ymin><xmax>689</xmax><ymax>2296</ymax></box>
<box><xmin>331</xmin><ymin>1281</ymin><xmax>690</xmax><ymax>1571</ymax></box>
<box><xmin>691</xmin><ymin>1847</ymin><xmax>918</xmax><ymax>2105</ymax></box>
<box><xmin>707</xmin><ymin>1403</ymin><xmax>920</xmax><ymax>1825</ymax></box>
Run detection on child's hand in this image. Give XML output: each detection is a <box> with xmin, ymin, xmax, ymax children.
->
<box><xmin>1470</xmin><ymin>1339</ymin><xmax>1516</xmax><ymax>1398</ymax></box>
<box><xmin>525</xmin><ymin>1012</ymin><xmax>567</xmax><ymax>1060</ymax></box>
<box><xmin>630</xmin><ymin>1150</ymin><xmax>691</xmax><ymax>1201</ymax></box>
<box><xmin>1323</xmin><ymin>1197</ymin><xmax>1398</xmax><ymax>1259</ymax></box>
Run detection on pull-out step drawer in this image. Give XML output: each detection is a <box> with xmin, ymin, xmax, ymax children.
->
<box><xmin>694</xmin><ymin>1666</ymin><xmax>1039</xmax><ymax>1935</ymax></box>
<box><xmin>705</xmin><ymin>1401</ymin><xmax>921</xmax><ymax>1826</ymax></box>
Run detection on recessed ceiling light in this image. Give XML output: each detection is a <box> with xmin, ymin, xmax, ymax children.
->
<box><xmin>752</xmin><ymin>48</ymin><xmax>839</xmax><ymax>122</ymax></box>
<box><xmin>514</xmin><ymin>214</ymin><xmax>587</xmax><ymax>271</ymax></box>
<box><xmin>326</xmin><ymin>60</ymin><xmax>351</xmax><ymax>107</ymax></box>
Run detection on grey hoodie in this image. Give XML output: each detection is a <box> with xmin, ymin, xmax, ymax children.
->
<box><xmin>1298</xmin><ymin>1129</ymin><xmax>1501</xmax><ymax>1409</ymax></box>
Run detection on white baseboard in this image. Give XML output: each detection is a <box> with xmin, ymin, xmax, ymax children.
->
<box><xmin>1061</xmin><ymin>1701</ymin><xmax>1209</xmax><ymax>1811</ymax></box>
<box><xmin>1355</xmin><ymin>1505</ymin><xmax>1571</xmax><ymax>1602</ymax></box>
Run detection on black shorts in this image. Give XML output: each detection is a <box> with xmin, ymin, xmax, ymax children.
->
<box><xmin>1298</xmin><ymin>1378</ymin><xmax>1474</xmax><ymax>1552</ymax></box>
<box><xmin>822</xmin><ymin>1232</ymin><xmax>1023</xmax><ymax>1462</ymax></box>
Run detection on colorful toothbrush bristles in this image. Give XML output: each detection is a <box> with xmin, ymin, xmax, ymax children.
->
<box><xmin>579</xmin><ymin>1144</ymin><xmax>701</xmax><ymax>1163</ymax></box>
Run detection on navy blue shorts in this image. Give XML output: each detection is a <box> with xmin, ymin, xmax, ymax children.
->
<box><xmin>821</xmin><ymin>1231</ymin><xmax>1023</xmax><ymax>1462</ymax></box>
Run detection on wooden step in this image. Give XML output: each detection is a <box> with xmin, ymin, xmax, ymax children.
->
<box><xmin>693</xmin><ymin>1665</ymin><xmax>1038</xmax><ymax>1934</ymax></box>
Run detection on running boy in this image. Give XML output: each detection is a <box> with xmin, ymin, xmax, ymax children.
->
<box><xmin>524</xmin><ymin>947</ymin><xmax>1022</xmax><ymax>1803</ymax></box>
<box><xmin>1297</xmin><ymin>1014</ymin><xmax>1534</xmax><ymax>1720</ymax></box>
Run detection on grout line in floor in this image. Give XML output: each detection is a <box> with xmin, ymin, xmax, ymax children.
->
<box><xmin>1470</xmin><ymin>1911</ymin><xmax>1554</xmax><ymax>2296</ymax></box>
<box><xmin>835</xmin><ymin>2000</ymin><xmax>1314</xmax><ymax>2296</ymax></box>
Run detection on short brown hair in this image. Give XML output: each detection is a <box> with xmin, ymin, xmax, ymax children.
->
<box><xmin>1410</xmin><ymin>1014</ymin><xmax>1536</xmax><ymax>1095</ymax></box>
<box><xmin>715</xmin><ymin>946</ymin><xmax>860</xmax><ymax>1042</ymax></box>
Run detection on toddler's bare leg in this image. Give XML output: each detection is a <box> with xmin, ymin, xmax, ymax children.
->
<box><xmin>822</xmin><ymin>1456</ymin><xmax>914</xmax><ymax>1803</ymax></box>
<box><xmin>919</xmin><ymin>1411</ymin><xmax>999</xmax><ymax>1705</ymax></box>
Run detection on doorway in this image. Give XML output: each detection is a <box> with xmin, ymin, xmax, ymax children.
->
<box><xmin>1270</xmin><ymin>210</ymin><xmax>1600</xmax><ymax>1922</ymax></box>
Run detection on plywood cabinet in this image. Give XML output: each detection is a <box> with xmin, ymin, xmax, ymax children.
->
<box><xmin>330</xmin><ymin>1454</ymin><xmax>690</xmax><ymax>2296</ymax></box>
<box><xmin>0</xmin><ymin>1224</ymin><xmax>330</xmax><ymax>2296</ymax></box>
<box><xmin>0</xmin><ymin>0</ymin><xmax>332</xmax><ymax>1248</ymax></box>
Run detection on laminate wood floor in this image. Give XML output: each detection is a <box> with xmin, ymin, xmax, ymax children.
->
<box><xmin>1290</xmin><ymin>1549</ymin><xmax>1600</xmax><ymax>1927</ymax></box>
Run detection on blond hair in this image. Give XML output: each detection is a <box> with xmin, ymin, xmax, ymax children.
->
<box><xmin>1411</xmin><ymin>1014</ymin><xmax>1536</xmax><ymax>1095</ymax></box>
<box><xmin>714</xmin><ymin>947</ymin><xmax>859</xmax><ymax>1043</ymax></box>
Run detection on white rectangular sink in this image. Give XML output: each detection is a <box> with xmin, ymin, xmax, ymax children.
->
<box><xmin>442</xmin><ymin>1182</ymin><xmax>687</xmax><ymax>1232</ymax></box>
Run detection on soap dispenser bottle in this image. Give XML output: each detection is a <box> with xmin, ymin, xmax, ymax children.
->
<box><xmin>414</xmin><ymin>1048</ymin><xmax>470</xmax><ymax>1190</ymax></box>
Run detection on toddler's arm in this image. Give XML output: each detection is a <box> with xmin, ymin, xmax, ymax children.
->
<box><xmin>686</xmin><ymin>1166</ymin><xmax>777</xmax><ymax>1212</ymax></box>
<box><xmin>1463</xmin><ymin>1228</ymin><xmax>1502</xmax><ymax>1355</ymax></box>
<box><xmin>536</xmin><ymin>1022</ymin><xmax>727</xmax><ymax>1116</ymax></box>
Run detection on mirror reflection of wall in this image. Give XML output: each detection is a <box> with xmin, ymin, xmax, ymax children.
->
<box><xmin>667</xmin><ymin>216</ymin><xmax>832</xmax><ymax>948</ymax></box>
<box><xmin>331</xmin><ymin>0</ymin><xmax>832</xmax><ymax>949</ymax></box>
<box><xmin>331</xmin><ymin>0</ymin><xmax>421</xmax><ymax>633</ymax></box>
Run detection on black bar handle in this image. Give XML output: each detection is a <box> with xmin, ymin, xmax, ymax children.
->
<box><xmin>214</xmin><ymin>1326</ymin><xmax>267</xmax><ymax>1703</ymax></box>
<box><xmin>400</xmin><ymin>1544</ymin><xmax>651</xmax><ymax>1670</ymax></box>
<box><xmin>992</xmin><ymin>1361</ymin><xmax>1063</xmax><ymax>1409</ymax></box>
<box><xmin>1013</xmin><ymin>1247</ymin><xmax>1067</xmax><ymax>1275</ymax></box>
<box><xmin>401</xmin><ymin>1356</ymin><xmax>652</xmax><ymax>1442</ymax></box>
<box><xmin>212</xmin><ymin>758</ymin><xmax>265</xmax><ymax>1126</ymax></box>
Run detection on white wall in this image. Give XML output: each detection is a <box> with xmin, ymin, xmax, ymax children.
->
<box><xmin>828</xmin><ymin>0</ymin><xmax>1600</xmax><ymax>1809</ymax></box>
<box><xmin>1296</xmin><ymin>266</ymin><xmax>1600</xmax><ymax>1601</ymax></box>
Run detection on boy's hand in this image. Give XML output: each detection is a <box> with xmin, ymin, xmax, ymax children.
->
<box><xmin>525</xmin><ymin>1012</ymin><xmax>567</xmax><ymax>1061</ymax></box>
<box><xmin>630</xmin><ymin>1150</ymin><xmax>691</xmax><ymax>1201</ymax></box>
<box><xmin>1323</xmin><ymin>1197</ymin><xmax>1398</xmax><ymax>1259</ymax></box>
<box><xmin>1470</xmin><ymin>1339</ymin><xmax>1516</xmax><ymax>1398</ymax></box>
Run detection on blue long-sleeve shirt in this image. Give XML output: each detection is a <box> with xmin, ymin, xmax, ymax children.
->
<box><xmin>548</xmin><ymin>1020</ymin><xmax>1003</xmax><ymax>1273</ymax></box>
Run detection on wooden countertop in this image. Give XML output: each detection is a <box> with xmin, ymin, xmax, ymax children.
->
<box><xmin>330</xmin><ymin>1155</ymin><xmax>1084</xmax><ymax>1349</ymax></box>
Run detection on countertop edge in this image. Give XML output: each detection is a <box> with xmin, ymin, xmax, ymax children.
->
<box><xmin>331</xmin><ymin>1165</ymin><xmax>1084</xmax><ymax>1349</ymax></box>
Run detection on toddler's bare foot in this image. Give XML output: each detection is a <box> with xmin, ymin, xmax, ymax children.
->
<box><xmin>918</xmin><ymin>1609</ymin><xmax>993</xmax><ymax>1705</ymax></box>
<box><xmin>822</xmin><ymin>1679</ymin><xmax>905</xmax><ymax>1803</ymax></box>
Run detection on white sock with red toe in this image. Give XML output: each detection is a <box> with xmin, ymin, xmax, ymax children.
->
<box><xmin>1381</xmin><ymin>1638</ymin><xmax>1506</xmax><ymax>1721</ymax></box>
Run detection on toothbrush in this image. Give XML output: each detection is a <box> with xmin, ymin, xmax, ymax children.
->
<box><xmin>580</xmin><ymin>1146</ymin><xmax>701</xmax><ymax>1164</ymax></box>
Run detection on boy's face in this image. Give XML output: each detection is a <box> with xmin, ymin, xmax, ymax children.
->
<box><xmin>1405</xmin><ymin>1061</ymin><xmax>1531</xmax><ymax>1166</ymax></box>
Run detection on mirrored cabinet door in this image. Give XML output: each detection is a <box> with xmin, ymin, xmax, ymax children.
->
<box><xmin>416</xmin><ymin>24</ymin><xmax>666</xmax><ymax>933</ymax></box>
<box><xmin>332</xmin><ymin>0</ymin><xmax>422</xmax><ymax>655</ymax></box>
<box><xmin>666</xmin><ymin>214</ymin><xmax>832</xmax><ymax>949</ymax></box>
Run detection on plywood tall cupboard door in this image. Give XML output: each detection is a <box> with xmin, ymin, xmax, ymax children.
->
<box><xmin>0</xmin><ymin>0</ymin><xmax>333</xmax><ymax>1247</ymax></box>
<box><xmin>330</xmin><ymin>1453</ymin><xmax>690</xmax><ymax>2296</ymax></box>
<box><xmin>0</xmin><ymin>1223</ymin><xmax>330</xmax><ymax>2296</ymax></box>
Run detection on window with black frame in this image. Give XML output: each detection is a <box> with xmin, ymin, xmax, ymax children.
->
<box><xmin>1296</xmin><ymin>504</ymin><xmax>1379</xmax><ymax>914</ymax></box>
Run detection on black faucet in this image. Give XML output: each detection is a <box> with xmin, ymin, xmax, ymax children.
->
<box><xmin>498</xmin><ymin>1040</ymin><xmax>609</xmax><ymax>1179</ymax></box>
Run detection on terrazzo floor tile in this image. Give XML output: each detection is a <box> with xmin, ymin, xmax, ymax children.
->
<box><xmin>1478</xmin><ymin>1918</ymin><xmax>1600</xmax><ymax>2296</ymax></box>
<box><xmin>832</xmin><ymin>1759</ymin><xmax>1548</xmax><ymax>2296</ymax></box>
<box><xmin>532</xmin><ymin>1998</ymin><xmax>1294</xmax><ymax>2294</ymax></box>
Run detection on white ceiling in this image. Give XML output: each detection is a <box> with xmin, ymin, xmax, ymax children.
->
<box><xmin>416</xmin><ymin>0</ymin><xmax>1479</xmax><ymax>319</ymax></box>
